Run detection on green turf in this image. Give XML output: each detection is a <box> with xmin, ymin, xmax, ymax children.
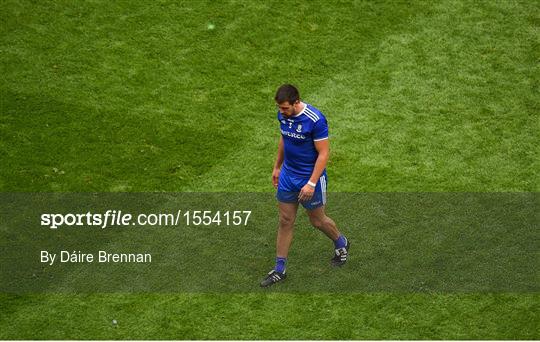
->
<box><xmin>1</xmin><ymin>0</ymin><xmax>538</xmax><ymax>339</ymax></box>
<box><xmin>0</xmin><ymin>294</ymin><xmax>538</xmax><ymax>340</ymax></box>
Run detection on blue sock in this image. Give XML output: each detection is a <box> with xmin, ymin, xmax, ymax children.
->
<box><xmin>334</xmin><ymin>235</ymin><xmax>347</xmax><ymax>249</ymax></box>
<box><xmin>275</xmin><ymin>257</ymin><xmax>287</xmax><ymax>273</ymax></box>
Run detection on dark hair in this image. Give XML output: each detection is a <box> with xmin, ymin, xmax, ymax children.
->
<box><xmin>275</xmin><ymin>84</ymin><xmax>300</xmax><ymax>104</ymax></box>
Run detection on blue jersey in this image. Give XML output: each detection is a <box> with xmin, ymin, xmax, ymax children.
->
<box><xmin>277</xmin><ymin>103</ymin><xmax>329</xmax><ymax>177</ymax></box>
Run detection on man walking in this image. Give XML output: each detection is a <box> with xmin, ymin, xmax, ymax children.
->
<box><xmin>260</xmin><ymin>84</ymin><xmax>349</xmax><ymax>287</ymax></box>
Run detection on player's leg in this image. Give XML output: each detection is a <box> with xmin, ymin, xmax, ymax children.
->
<box><xmin>260</xmin><ymin>201</ymin><xmax>298</xmax><ymax>287</ymax></box>
<box><xmin>306</xmin><ymin>205</ymin><xmax>340</xmax><ymax>240</ymax></box>
<box><xmin>276</xmin><ymin>201</ymin><xmax>299</xmax><ymax>260</ymax></box>
<box><xmin>261</xmin><ymin>168</ymin><xmax>299</xmax><ymax>287</ymax></box>
<box><xmin>302</xmin><ymin>171</ymin><xmax>338</xmax><ymax>239</ymax></box>
<box><xmin>306</xmin><ymin>206</ymin><xmax>350</xmax><ymax>267</ymax></box>
<box><xmin>302</xmin><ymin>172</ymin><xmax>350</xmax><ymax>266</ymax></box>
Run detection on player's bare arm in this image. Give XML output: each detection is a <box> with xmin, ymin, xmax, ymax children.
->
<box><xmin>272</xmin><ymin>136</ymin><xmax>284</xmax><ymax>189</ymax></box>
<box><xmin>298</xmin><ymin>139</ymin><xmax>329</xmax><ymax>202</ymax></box>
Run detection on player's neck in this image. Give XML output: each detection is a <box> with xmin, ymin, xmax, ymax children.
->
<box><xmin>292</xmin><ymin>102</ymin><xmax>305</xmax><ymax>117</ymax></box>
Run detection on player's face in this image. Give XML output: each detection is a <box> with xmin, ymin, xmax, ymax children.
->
<box><xmin>277</xmin><ymin>101</ymin><xmax>297</xmax><ymax>117</ymax></box>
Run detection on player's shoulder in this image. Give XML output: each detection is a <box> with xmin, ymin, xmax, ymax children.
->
<box><xmin>302</xmin><ymin>103</ymin><xmax>326</xmax><ymax>123</ymax></box>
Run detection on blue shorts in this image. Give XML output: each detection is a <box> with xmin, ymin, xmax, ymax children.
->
<box><xmin>276</xmin><ymin>168</ymin><xmax>327</xmax><ymax>210</ymax></box>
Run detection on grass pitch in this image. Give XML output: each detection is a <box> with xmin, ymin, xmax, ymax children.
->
<box><xmin>1</xmin><ymin>0</ymin><xmax>538</xmax><ymax>339</ymax></box>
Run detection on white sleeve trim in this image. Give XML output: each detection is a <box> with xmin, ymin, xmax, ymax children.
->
<box><xmin>313</xmin><ymin>136</ymin><xmax>329</xmax><ymax>141</ymax></box>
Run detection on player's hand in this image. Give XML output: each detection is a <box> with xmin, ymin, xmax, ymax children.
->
<box><xmin>272</xmin><ymin>168</ymin><xmax>281</xmax><ymax>189</ymax></box>
<box><xmin>298</xmin><ymin>183</ymin><xmax>315</xmax><ymax>202</ymax></box>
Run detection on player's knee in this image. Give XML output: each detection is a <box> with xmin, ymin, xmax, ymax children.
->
<box><xmin>309</xmin><ymin>216</ymin><xmax>324</xmax><ymax>230</ymax></box>
<box><xmin>279</xmin><ymin>214</ymin><xmax>295</xmax><ymax>228</ymax></box>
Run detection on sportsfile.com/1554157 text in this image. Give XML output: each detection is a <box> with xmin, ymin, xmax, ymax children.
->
<box><xmin>40</xmin><ymin>210</ymin><xmax>252</xmax><ymax>229</ymax></box>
